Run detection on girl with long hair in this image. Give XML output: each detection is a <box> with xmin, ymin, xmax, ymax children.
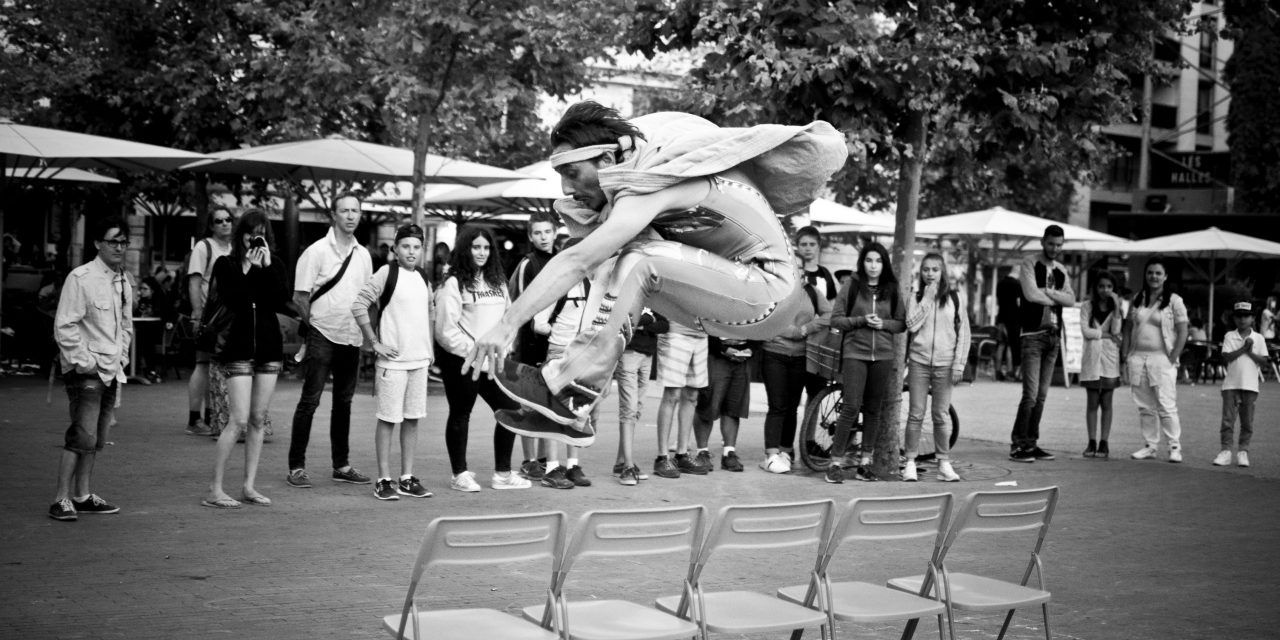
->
<box><xmin>203</xmin><ymin>210</ymin><xmax>288</xmax><ymax>508</ymax></box>
<box><xmin>1080</xmin><ymin>270</ymin><xmax>1123</xmax><ymax>458</ymax></box>
<box><xmin>902</xmin><ymin>252</ymin><xmax>970</xmax><ymax>482</ymax></box>
<box><xmin>1123</xmin><ymin>256</ymin><xmax>1189</xmax><ymax>462</ymax></box>
<box><xmin>433</xmin><ymin>226</ymin><xmax>531</xmax><ymax>492</ymax></box>
<box><xmin>825</xmin><ymin>241</ymin><xmax>906</xmax><ymax>483</ymax></box>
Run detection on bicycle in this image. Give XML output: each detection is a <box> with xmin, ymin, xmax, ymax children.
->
<box><xmin>798</xmin><ymin>380</ymin><xmax>960</xmax><ymax>473</ymax></box>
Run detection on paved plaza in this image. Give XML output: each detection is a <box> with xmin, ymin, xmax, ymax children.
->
<box><xmin>1</xmin><ymin>371</ymin><xmax>1277</xmax><ymax>639</ymax></box>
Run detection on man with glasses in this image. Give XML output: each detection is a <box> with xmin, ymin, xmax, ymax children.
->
<box><xmin>48</xmin><ymin>217</ymin><xmax>133</xmax><ymax>521</ymax></box>
<box><xmin>184</xmin><ymin>207</ymin><xmax>235</xmax><ymax>436</ymax></box>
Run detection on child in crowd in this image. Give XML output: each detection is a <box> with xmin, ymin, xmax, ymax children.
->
<box><xmin>653</xmin><ymin>320</ymin><xmax>709</xmax><ymax>478</ymax></box>
<box><xmin>352</xmin><ymin>225</ymin><xmax>434</xmax><ymax>500</ymax></box>
<box><xmin>612</xmin><ymin>308</ymin><xmax>667</xmax><ymax>486</ymax></box>
<box><xmin>1079</xmin><ymin>271</ymin><xmax>1123</xmax><ymax>459</ymax></box>
<box><xmin>1214</xmin><ymin>301</ymin><xmax>1271</xmax><ymax>468</ymax></box>
<box><xmin>692</xmin><ymin>336</ymin><xmax>759</xmax><ymax>472</ymax></box>
<box><xmin>534</xmin><ymin>248</ymin><xmax>596</xmax><ymax>489</ymax></box>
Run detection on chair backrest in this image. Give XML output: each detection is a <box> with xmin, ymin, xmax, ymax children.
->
<box><xmin>941</xmin><ymin>487</ymin><xmax>1058</xmax><ymax>560</ymax></box>
<box><xmin>562</xmin><ymin>505</ymin><xmax>707</xmax><ymax>573</ymax></box>
<box><xmin>831</xmin><ymin>493</ymin><xmax>953</xmax><ymax>550</ymax></box>
<box><xmin>695</xmin><ymin>500</ymin><xmax>835</xmax><ymax>580</ymax></box>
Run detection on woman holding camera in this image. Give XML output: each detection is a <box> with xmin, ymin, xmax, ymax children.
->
<box><xmin>202</xmin><ymin>210</ymin><xmax>289</xmax><ymax>509</ymax></box>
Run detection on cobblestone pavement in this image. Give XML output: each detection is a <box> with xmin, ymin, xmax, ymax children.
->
<box><xmin>1</xmin><ymin>372</ymin><xmax>1277</xmax><ymax>639</ymax></box>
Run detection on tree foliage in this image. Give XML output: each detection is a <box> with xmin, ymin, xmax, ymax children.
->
<box><xmin>1223</xmin><ymin>0</ymin><xmax>1280</xmax><ymax>214</ymax></box>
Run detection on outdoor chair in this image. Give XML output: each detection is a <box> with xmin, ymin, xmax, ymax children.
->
<box><xmin>887</xmin><ymin>486</ymin><xmax>1059</xmax><ymax>640</ymax></box>
<box><xmin>655</xmin><ymin>500</ymin><xmax>835</xmax><ymax>640</ymax></box>
<box><xmin>777</xmin><ymin>493</ymin><xmax>954</xmax><ymax>640</ymax></box>
<box><xmin>522</xmin><ymin>505</ymin><xmax>706</xmax><ymax>640</ymax></box>
<box><xmin>382</xmin><ymin>511</ymin><xmax>567</xmax><ymax>640</ymax></box>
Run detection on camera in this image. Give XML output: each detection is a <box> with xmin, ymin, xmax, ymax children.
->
<box><xmin>249</xmin><ymin>236</ymin><xmax>267</xmax><ymax>250</ymax></box>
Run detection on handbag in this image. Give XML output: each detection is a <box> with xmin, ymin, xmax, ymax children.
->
<box><xmin>195</xmin><ymin>269</ymin><xmax>235</xmax><ymax>356</ymax></box>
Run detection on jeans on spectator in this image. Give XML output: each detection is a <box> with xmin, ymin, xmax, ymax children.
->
<box><xmin>437</xmin><ymin>349</ymin><xmax>518</xmax><ymax>476</ymax></box>
<box><xmin>63</xmin><ymin>372</ymin><xmax>118</xmax><ymax>454</ymax></box>
<box><xmin>831</xmin><ymin>358</ymin><xmax>895</xmax><ymax>462</ymax></box>
<box><xmin>762</xmin><ymin>350</ymin><xmax>807</xmax><ymax>451</ymax></box>
<box><xmin>1129</xmin><ymin>351</ymin><xmax>1182</xmax><ymax>451</ymax></box>
<box><xmin>288</xmin><ymin>330</ymin><xmax>360</xmax><ymax>471</ymax></box>
<box><xmin>905</xmin><ymin>360</ymin><xmax>954</xmax><ymax>460</ymax></box>
<box><xmin>1220</xmin><ymin>389</ymin><xmax>1256</xmax><ymax>450</ymax></box>
<box><xmin>613</xmin><ymin>350</ymin><xmax>652</xmax><ymax>434</ymax></box>
<box><xmin>1010</xmin><ymin>331</ymin><xmax>1059</xmax><ymax>449</ymax></box>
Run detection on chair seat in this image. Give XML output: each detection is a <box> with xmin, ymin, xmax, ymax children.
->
<box><xmin>522</xmin><ymin>599</ymin><xmax>700</xmax><ymax>640</ymax></box>
<box><xmin>655</xmin><ymin>590</ymin><xmax>828</xmax><ymax>634</ymax></box>
<box><xmin>778</xmin><ymin>580</ymin><xmax>946</xmax><ymax>622</ymax></box>
<box><xmin>888</xmin><ymin>572</ymin><xmax>1051</xmax><ymax>611</ymax></box>
<box><xmin>382</xmin><ymin>608</ymin><xmax>560</xmax><ymax>640</ymax></box>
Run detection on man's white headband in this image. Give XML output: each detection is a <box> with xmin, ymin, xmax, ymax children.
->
<box><xmin>549</xmin><ymin>137</ymin><xmax>635</xmax><ymax>169</ymax></box>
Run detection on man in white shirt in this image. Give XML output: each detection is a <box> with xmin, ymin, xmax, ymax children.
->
<box><xmin>286</xmin><ymin>193</ymin><xmax>374</xmax><ymax>488</ymax></box>
<box><xmin>184</xmin><ymin>206</ymin><xmax>234</xmax><ymax>436</ymax></box>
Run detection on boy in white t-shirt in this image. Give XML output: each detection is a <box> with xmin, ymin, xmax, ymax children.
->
<box><xmin>352</xmin><ymin>225</ymin><xmax>434</xmax><ymax>500</ymax></box>
<box><xmin>1214</xmin><ymin>301</ymin><xmax>1271</xmax><ymax>468</ymax></box>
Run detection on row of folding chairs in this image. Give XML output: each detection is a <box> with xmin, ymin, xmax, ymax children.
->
<box><xmin>382</xmin><ymin>486</ymin><xmax>1059</xmax><ymax>640</ymax></box>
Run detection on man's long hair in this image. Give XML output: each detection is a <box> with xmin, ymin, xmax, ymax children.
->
<box><xmin>549</xmin><ymin>101</ymin><xmax>646</xmax><ymax>157</ymax></box>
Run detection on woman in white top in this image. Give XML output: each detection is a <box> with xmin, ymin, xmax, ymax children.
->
<box><xmin>434</xmin><ymin>226</ymin><xmax>531</xmax><ymax>492</ymax></box>
<box><xmin>1123</xmin><ymin>256</ymin><xmax>1189</xmax><ymax>463</ymax></box>
<box><xmin>1079</xmin><ymin>270</ymin><xmax>1123</xmax><ymax>459</ymax></box>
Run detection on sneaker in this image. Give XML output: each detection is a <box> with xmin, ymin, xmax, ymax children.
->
<box><xmin>694</xmin><ymin>450</ymin><xmax>715</xmax><ymax>473</ymax></box>
<box><xmin>719</xmin><ymin>451</ymin><xmax>743</xmax><ymax>472</ymax></box>
<box><xmin>519</xmin><ymin>459</ymin><xmax>546</xmax><ymax>480</ymax></box>
<box><xmin>565</xmin><ymin>465</ymin><xmax>592</xmax><ymax>487</ymax></box>
<box><xmin>1213</xmin><ymin>450</ymin><xmax>1233</xmax><ymax>466</ymax></box>
<box><xmin>286</xmin><ymin>469</ymin><xmax>312</xmax><ymax>488</ymax></box>
<box><xmin>49</xmin><ymin>498</ymin><xmax>77</xmax><ymax>521</ymax></box>
<box><xmin>612</xmin><ymin>461</ymin><xmax>648</xmax><ymax>480</ymax></box>
<box><xmin>185</xmin><ymin>420</ymin><xmax>214</xmax><ymax>436</ymax></box>
<box><xmin>1131</xmin><ymin>446</ymin><xmax>1158</xmax><ymax>460</ymax></box>
<box><xmin>852</xmin><ymin>466</ymin><xmax>879</xmax><ymax>482</ymax></box>
<box><xmin>760</xmin><ymin>454</ymin><xmax>790</xmax><ymax>474</ymax></box>
<box><xmin>72</xmin><ymin>494</ymin><xmax>119</xmax><ymax>514</ymax></box>
<box><xmin>397</xmin><ymin>476</ymin><xmax>432</xmax><ymax>498</ymax></box>
<box><xmin>824</xmin><ymin>464</ymin><xmax>844</xmax><ymax>484</ymax></box>
<box><xmin>1009</xmin><ymin>448</ymin><xmax>1036</xmax><ymax>463</ymax></box>
<box><xmin>805</xmin><ymin>440</ymin><xmax>830</xmax><ymax>461</ymax></box>
<box><xmin>1028</xmin><ymin>446</ymin><xmax>1055</xmax><ymax>461</ymax></box>
<box><xmin>654</xmin><ymin>455</ymin><xmax>681</xmax><ymax>479</ymax></box>
<box><xmin>1237</xmin><ymin>451</ymin><xmax>1250</xmax><ymax>468</ymax></box>
<box><xmin>675</xmin><ymin>453</ymin><xmax>709</xmax><ymax>475</ymax></box>
<box><xmin>902</xmin><ymin>460</ymin><xmax>918</xmax><ymax>482</ymax></box>
<box><xmin>1097</xmin><ymin>441</ymin><xmax>1110</xmax><ymax>459</ymax></box>
<box><xmin>491</xmin><ymin>470</ymin><xmax>533</xmax><ymax>490</ymax></box>
<box><xmin>450</xmin><ymin>470</ymin><xmax>481</xmax><ymax>492</ymax></box>
<box><xmin>540</xmin><ymin>466</ymin><xmax>575</xmax><ymax>490</ymax></box>
<box><xmin>1168</xmin><ymin>448</ymin><xmax>1183</xmax><ymax>464</ymax></box>
<box><xmin>333</xmin><ymin>467</ymin><xmax>372</xmax><ymax>484</ymax></box>
<box><xmin>495</xmin><ymin>408</ymin><xmax>596</xmax><ymax>448</ymax></box>
<box><xmin>780</xmin><ymin>450</ymin><xmax>799</xmax><ymax>471</ymax></box>
<box><xmin>936</xmin><ymin>460</ymin><xmax>960</xmax><ymax>482</ymax></box>
<box><xmin>618</xmin><ymin>465</ymin><xmax>640</xmax><ymax>486</ymax></box>
<box><xmin>1083</xmin><ymin>440</ymin><xmax>1097</xmax><ymax>458</ymax></box>
<box><xmin>374</xmin><ymin>479</ymin><xmax>400</xmax><ymax>500</ymax></box>
<box><xmin>493</xmin><ymin>359</ymin><xmax>593</xmax><ymax>427</ymax></box>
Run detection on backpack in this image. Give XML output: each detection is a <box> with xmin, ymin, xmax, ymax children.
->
<box><xmin>370</xmin><ymin>265</ymin><xmax>432</xmax><ymax>337</ymax></box>
<box><xmin>174</xmin><ymin>238</ymin><xmax>213</xmax><ymax>317</ymax></box>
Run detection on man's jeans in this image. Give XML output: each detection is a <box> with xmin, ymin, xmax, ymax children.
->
<box><xmin>1010</xmin><ymin>331</ymin><xmax>1059</xmax><ymax>449</ymax></box>
<box><xmin>1221</xmin><ymin>389</ymin><xmax>1258</xmax><ymax>450</ymax></box>
<box><xmin>288</xmin><ymin>331</ymin><xmax>360</xmax><ymax>471</ymax></box>
<box><xmin>613</xmin><ymin>350</ymin><xmax>652</xmax><ymax>433</ymax></box>
<box><xmin>64</xmin><ymin>372</ymin><xmax>118</xmax><ymax>454</ymax></box>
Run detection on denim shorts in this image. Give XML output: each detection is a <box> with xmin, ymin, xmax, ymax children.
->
<box><xmin>63</xmin><ymin>371</ymin><xmax>118</xmax><ymax>454</ymax></box>
<box><xmin>220</xmin><ymin>360</ymin><xmax>283</xmax><ymax>378</ymax></box>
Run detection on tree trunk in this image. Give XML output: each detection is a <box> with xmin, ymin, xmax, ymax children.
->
<box><xmin>872</xmin><ymin>108</ymin><xmax>927</xmax><ymax>480</ymax></box>
<box><xmin>410</xmin><ymin>114</ymin><xmax>432</xmax><ymax>228</ymax></box>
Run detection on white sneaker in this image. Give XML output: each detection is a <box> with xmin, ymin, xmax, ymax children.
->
<box><xmin>1168</xmin><ymin>448</ymin><xmax>1183</xmax><ymax>463</ymax></box>
<box><xmin>1131</xmin><ymin>446</ymin><xmax>1158</xmax><ymax>460</ymax></box>
<box><xmin>780</xmin><ymin>451</ymin><xmax>796</xmax><ymax>471</ymax></box>
<box><xmin>1237</xmin><ymin>451</ymin><xmax>1250</xmax><ymax>468</ymax></box>
<box><xmin>936</xmin><ymin>460</ymin><xmax>960</xmax><ymax>482</ymax></box>
<box><xmin>760</xmin><ymin>454</ymin><xmax>790</xmax><ymax>474</ymax></box>
<box><xmin>450</xmin><ymin>471</ymin><xmax>481</xmax><ymax>493</ymax></box>
<box><xmin>902</xmin><ymin>460</ymin><xmax>918</xmax><ymax>482</ymax></box>
<box><xmin>1212</xmin><ymin>450</ymin><xmax>1233</xmax><ymax>466</ymax></box>
<box><xmin>491</xmin><ymin>471</ymin><xmax>532</xmax><ymax>490</ymax></box>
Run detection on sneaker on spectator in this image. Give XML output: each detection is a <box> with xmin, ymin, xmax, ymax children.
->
<box><xmin>760</xmin><ymin>454</ymin><xmax>790</xmax><ymax>474</ymax></box>
<box><xmin>566</xmin><ymin>465</ymin><xmax>592</xmax><ymax>487</ymax></box>
<box><xmin>374</xmin><ymin>479</ymin><xmax>400</xmax><ymax>501</ymax></box>
<box><xmin>1028</xmin><ymin>446</ymin><xmax>1055</xmax><ymax>461</ymax></box>
<box><xmin>397</xmin><ymin>476</ymin><xmax>432</xmax><ymax>498</ymax></box>
<box><xmin>450</xmin><ymin>471</ymin><xmax>481</xmax><ymax>492</ymax></box>
<box><xmin>540</xmin><ymin>466</ymin><xmax>575</xmax><ymax>490</ymax></box>
<box><xmin>1213</xmin><ymin>450</ymin><xmax>1233</xmax><ymax>466</ymax></box>
<box><xmin>1131</xmin><ymin>446</ymin><xmax>1158</xmax><ymax>460</ymax></box>
<box><xmin>287</xmin><ymin>469</ymin><xmax>312</xmax><ymax>488</ymax></box>
<box><xmin>1168</xmin><ymin>448</ymin><xmax>1183</xmax><ymax>463</ymax></box>
<box><xmin>520</xmin><ymin>459</ymin><xmax>546</xmax><ymax>480</ymax></box>
<box><xmin>824</xmin><ymin>464</ymin><xmax>844</xmax><ymax>484</ymax></box>
<box><xmin>491</xmin><ymin>470</ymin><xmax>533</xmax><ymax>490</ymax></box>
<box><xmin>185</xmin><ymin>420</ymin><xmax>214</xmax><ymax>437</ymax></box>
<box><xmin>902</xmin><ymin>460</ymin><xmax>918</xmax><ymax>482</ymax></box>
<box><xmin>720</xmin><ymin>451</ymin><xmax>744</xmax><ymax>472</ymax></box>
<box><xmin>676</xmin><ymin>453</ymin><xmax>709</xmax><ymax>475</ymax></box>
<box><xmin>780</xmin><ymin>450</ymin><xmax>800</xmax><ymax>471</ymax></box>
<box><xmin>852</xmin><ymin>466</ymin><xmax>879</xmax><ymax>482</ymax></box>
<box><xmin>654</xmin><ymin>455</ymin><xmax>681</xmax><ymax>479</ymax></box>
<box><xmin>936</xmin><ymin>460</ymin><xmax>960</xmax><ymax>482</ymax></box>
<box><xmin>49</xmin><ymin>498</ymin><xmax>77</xmax><ymax>521</ymax></box>
<box><xmin>694</xmin><ymin>450</ymin><xmax>715</xmax><ymax>473</ymax></box>
<box><xmin>333</xmin><ymin>466</ymin><xmax>372</xmax><ymax>484</ymax></box>
<box><xmin>612</xmin><ymin>461</ymin><xmax>648</xmax><ymax>479</ymax></box>
<box><xmin>72</xmin><ymin>494</ymin><xmax>119</xmax><ymax>514</ymax></box>
<box><xmin>1237</xmin><ymin>451</ymin><xmax>1250</xmax><ymax>467</ymax></box>
<box><xmin>618</xmin><ymin>465</ymin><xmax>640</xmax><ymax>486</ymax></box>
<box><xmin>1009</xmin><ymin>448</ymin><xmax>1036</xmax><ymax>463</ymax></box>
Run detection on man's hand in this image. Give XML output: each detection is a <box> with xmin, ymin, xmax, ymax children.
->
<box><xmin>463</xmin><ymin>321</ymin><xmax>517</xmax><ymax>380</ymax></box>
<box><xmin>372</xmin><ymin>341</ymin><xmax>399</xmax><ymax>360</ymax></box>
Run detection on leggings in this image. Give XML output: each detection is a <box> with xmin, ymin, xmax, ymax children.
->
<box><xmin>437</xmin><ymin>349</ymin><xmax>518</xmax><ymax>475</ymax></box>
<box><xmin>830</xmin><ymin>358</ymin><xmax>895</xmax><ymax>461</ymax></box>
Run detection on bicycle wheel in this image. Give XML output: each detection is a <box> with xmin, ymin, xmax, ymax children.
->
<box><xmin>799</xmin><ymin>383</ymin><xmax>843</xmax><ymax>472</ymax></box>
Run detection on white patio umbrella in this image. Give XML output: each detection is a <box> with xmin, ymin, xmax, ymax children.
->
<box><xmin>5</xmin><ymin>167</ymin><xmax>120</xmax><ymax>184</ymax></box>
<box><xmin>807</xmin><ymin>198</ymin><xmax>895</xmax><ymax>234</ymax></box>
<box><xmin>1087</xmin><ymin>227</ymin><xmax>1280</xmax><ymax>337</ymax></box>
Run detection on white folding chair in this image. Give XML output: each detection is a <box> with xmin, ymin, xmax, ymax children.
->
<box><xmin>778</xmin><ymin>493</ymin><xmax>954</xmax><ymax>639</ymax></box>
<box><xmin>383</xmin><ymin>511</ymin><xmax>567</xmax><ymax>640</ymax></box>
<box><xmin>522</xmin><ymin>505</ymin><xmax>706</xmax><ymax>640</ymax></box>
<box><xmin>655</xmin><ymin>500</ymin><xmax>836</xmax><ymax>640</ymax></box>
<box><xmin>888</xmin><ymin>486</ymin><xmax>1059</xmax><ymax>640</ymax></box>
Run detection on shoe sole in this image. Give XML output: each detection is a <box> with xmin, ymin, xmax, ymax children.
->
<box><xmin>491</xmin><ymin>483</ymin><xmax>532</xmax><ymax>490</ymax></box>
<box><xmin>1009</xmin><ymin>456</ymin><xmax>1035</xmax><ymax>463</ymax></box>
<box><xmin>49</xmin><ymin>513</ymin><xmax>77</xmax><ymax>521</ymax></box>
<box><xmin>396</xmin><ymin>489</ymin><xmax>433</xmax><ymax>498</ymax></box>
<box><xmin>495</xmin><ymin>409</ymin><xmax>596</xmax><ymax>448</ymax></box>
<box><xmin>332</xmin><ymin>477</ymin><xmax>372</xmax><ymax>484</ymax></box>
<box><xmin>287</xmin><ymin>481</ymin><xmax>312</xmax><ymax>488</ymax></box>
<box><xmin>618</xmin><ymin>479</ymin><xmax>638</xmax><ymax>486</ymax></box>
<box><xmin>540</xmin><ymin>481</ymin><xmax>575</xmax><ymax>490</ymax></box>
<box><xmin>450</xmin><ymin>485</ymin><xmax>481</xmax><ymax>493</ymax></box>
<box><xmin>374</xmin><ymin>493</ymin><xmax>400</xmax><ymax>501</ymax></box>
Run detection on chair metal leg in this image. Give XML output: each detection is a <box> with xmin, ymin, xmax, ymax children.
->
<box><xmin>995</xmin><ymin>609</ymin><xmax>1015</xmax><ymax>640</ymax></box>
<box><xmin>1042</xmin><ymin>602</ymin><xmax>1051</xmax><ymax>640</ymax></box>
<box><xmin>900</xmin><ymin>618</ymin><xmax>919</xmax><ymax>640</ymax></box>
